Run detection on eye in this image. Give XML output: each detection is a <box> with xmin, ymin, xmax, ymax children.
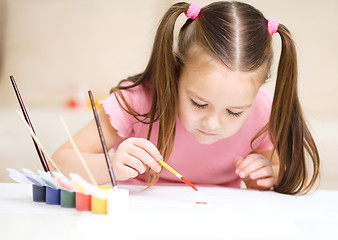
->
<box><xmin>190</xmin><ymin>99</ymin><xmax>207</xmax><ymax>109</ymax></box>
<box><xmin>227</xmin><ymin>110</ymin><xmax>243</xmax><ymax>118</ymax></box>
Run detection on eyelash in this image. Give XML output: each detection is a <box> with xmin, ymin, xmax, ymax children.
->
<box><xmin>227</xmin><ymin>110</ymin><xmax>243</xmax><ymax>118</ymax></box>
<box><xmin>190</xmin><ymin>99</ymin><xmax>244</xmax><ymax>117</ymax></box>
<box><xmin>190</xmin><ymin>99</ymin><xmax>207</xmax><ymax>109</ymax></box>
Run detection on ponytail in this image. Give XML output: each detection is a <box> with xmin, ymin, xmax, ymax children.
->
<box><xmin>270</xmin><ymin>24</ymin><xmax>320</xmax><ymax>194</ymax></box>
<box><xmin>110</xmin><ymin>2</ymin><xmax>190</xmax><ymax>188</ymax></box>
<box><xmin>144</xmin><ymin>3</ymin><xmax>189</xmax><ymax>187</ymax></box>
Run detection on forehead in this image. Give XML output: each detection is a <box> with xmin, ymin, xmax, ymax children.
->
<box><xmin>179</xmin><ymin>46</ymin><xmax>264</xmax><ymax>105</ymax></box>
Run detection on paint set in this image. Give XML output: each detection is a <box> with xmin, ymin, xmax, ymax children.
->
<box><xmin>9</xmin><ymin>75</ymin><xmax>128</xmax><ymax>215</ymax></box>
<box><xmin>7</xmin><ymin>168</ymin><xmax>128</xmax><ymax>214</ymax></box>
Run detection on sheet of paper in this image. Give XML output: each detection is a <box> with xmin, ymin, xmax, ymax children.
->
<box><xmin>113</xmin><ymin>185</ymin><xmax>305</xmax><ymax>239</ymax></box>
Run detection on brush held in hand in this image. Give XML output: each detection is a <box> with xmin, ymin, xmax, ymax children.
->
<box><xmin>88</xmin><ymin>90</ymin><xmax>117</xmax><ymax>189</ymax></box>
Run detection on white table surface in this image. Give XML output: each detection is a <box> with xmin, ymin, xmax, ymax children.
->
<box><xmin>0</xmin><ymin>183</ymin><xmax>337</xmax><ymax>240</ymax></box>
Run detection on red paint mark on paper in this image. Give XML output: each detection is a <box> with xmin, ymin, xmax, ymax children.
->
<box><xmin>196</xmin><ymin>202</ymin><xmax>208</xmax><ymax>204</ymax></box>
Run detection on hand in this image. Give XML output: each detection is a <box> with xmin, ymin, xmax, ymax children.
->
<box><xmin>234</xmin><ymin>153</ymin><xmax>275</xmax><ymax>190</ymax></box>
<box><xmin>111</xmin><ymin>137</ymin><xmax>163</xmax><ymax>181</ymax></box>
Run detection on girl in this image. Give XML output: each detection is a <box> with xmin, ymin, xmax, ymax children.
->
<box><xmin>52</xmin><ymin>1</ymin><xmax>320</xmax><ymax>194</ymax></box>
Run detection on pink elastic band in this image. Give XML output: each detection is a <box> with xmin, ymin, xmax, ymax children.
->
<box><xmin>185</xmin><ymin>2</ymin><xmax>200</xmax><ymax>20</ymax></box>
<box><xmin>266</xmin><ymin>18</ymin><xmax>279</xmax><ymax>36</ymax></box>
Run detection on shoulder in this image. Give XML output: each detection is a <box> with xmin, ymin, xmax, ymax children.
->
<box><xmin>254</xmin><ymin>88</ymin><xmax>273</xmax><ymax>110</ymax></box>
<box><xmin>98</xmin><ymin>81</ymin><xmax>152</xmax><ymax>138</ymax></box>
<box><xmin>245</xmin><ymin>88</ymin><xmax>273</xmax><ymax>127</ymax></box>
<box><xmin>240</xmin><ymin>88</ymin><xmax>273</xmax><ymax>151</ymax></box>
<box><xmin>248</xmin><ymin>88</ymin><xmax>273</xmax><ymax>119</ymax></box>
<box><xmin>100</xmin><ymin>81</ymin><xmax>152</xmax><ymax>114</ymax></box>
<box><xmin>118</xmin><ymin>80</ymin><xmax>151</xmax><ymax>101</ymax></box>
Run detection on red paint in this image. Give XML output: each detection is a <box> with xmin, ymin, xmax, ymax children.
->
<box><xmin>196</xmin><ymin>202</ymin><xmax>208</xmax><ymax>204</ymax></box>
<box><xmin>75</xmin><ymin>192</ymin><xmax>91</xmax><ymax>211</ymax></box>
<box><xmin>181</xmin><ymin>177</ymin><xmax>198</xmax><ymax>191</ymax></box>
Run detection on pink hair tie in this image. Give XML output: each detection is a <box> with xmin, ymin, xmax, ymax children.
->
<box><xmin>185</xmin><ymin>2</ymin><xmax>200</xmax><ymax>20</ymax></box>
<box><xmin>266</xmin><ymin>18</ymin><xmax>279</xmax><ymax>36</ymax></box>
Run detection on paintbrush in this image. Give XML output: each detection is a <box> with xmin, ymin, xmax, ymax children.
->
<box><xmin>16</xmin><ymin>109</ymin><xmax>60</xmax><ymax>173</ymax></box>
<box><xmin>158</xmin><ymin>160</ymin><xmax>198</xmax><ymax>191</ymax></box>
<box><xmin>10</xmin><ymin>76</ymin><xmax>50</xmax><ymax>172</ymax></box>
<box><xmin>88</xmin><ymin>90</ymin><xmax>117</xmax><ymax>189</ymax></box>
<box><xmin>59</xmin><ymin>115</ymin><xmax>97</xmax><ymax>186</ymax></box>
<box><xmin>87</xmin><ymin>91</ymin><xmax>197</xmax><ymax>191</ymax></box>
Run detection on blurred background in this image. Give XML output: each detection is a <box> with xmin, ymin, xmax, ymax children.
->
<box><xmin>0</xmin><ymin>0</ymin><xmax>337</xmax><ymax>189</ymax></box>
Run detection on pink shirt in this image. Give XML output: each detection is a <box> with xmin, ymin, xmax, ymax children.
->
<box><xmin>99</xmin><ymin>82</ymin><xmax>273</xmax><ymax>188</ymax></box>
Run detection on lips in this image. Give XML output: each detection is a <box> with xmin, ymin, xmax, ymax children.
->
<box><xmin>198</xmin><ymin>129</ymin><xmax>217</xmax><ymax>136</ymax></box>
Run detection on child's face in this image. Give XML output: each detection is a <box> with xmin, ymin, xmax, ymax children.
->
<box><xmin>178</xmin><ymin>46</ymin><xmax>264</xmax><ymax>144</ymax></box>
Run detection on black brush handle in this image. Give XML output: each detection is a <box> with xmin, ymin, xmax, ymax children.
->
<box><xmin>10</xmin><ymin>75</ymin><xmax>50</xmax><ymax>172</ymax></box>
<box><xmin>88</xmin><ymin>90</ymin><xmax>117</xmax><ymax>187</ymax></box>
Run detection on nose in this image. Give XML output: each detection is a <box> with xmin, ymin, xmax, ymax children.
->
<box><xmin>201</xmin><ymin>113</ymin><xmax>222</xmax><ymax>132</ymax></box>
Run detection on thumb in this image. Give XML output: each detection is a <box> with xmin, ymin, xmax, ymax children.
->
<box><xmin>234</xmin><ymin>156</ymin><xmax>244</xmax><ymax>166</ymax></box>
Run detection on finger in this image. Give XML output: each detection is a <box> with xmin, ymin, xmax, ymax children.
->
<box><xmin>241</xmin><ymin>157</ymin><xmax>270</xmax><ymax>178</ymax></box>
<box><xmin>130</xmin><ymin>138</ymin><xmax>162</xmax><ymax>171</ymax></box>
<box><xmin>234</xmin><ymin>156</ymin><xmax>244</xmax><ymax>167</ymax></box>
<box><xmin>127</xmin><ymin>144</ymin><xmax>161</xmax><ymax>173</ymax></box>
<box><xmin>131</xmin><ymin>138</ymin><xmax>163</xmax><ymax>160</ymax></box>
<box><xmin>249</xmin><ymin>166</ymin><xmax>273</xmax><ymax>180</ymax></box>
<box><xmin>115</xmin><ymin>163</ymin><xmax>139</xmax><ymax>181</ymax></box>
<box><xmin>236</xmin><ymin>154</ymin><xmax>261</xmax><ymax>171</ymax></box>
<box><xmin>256</xmin><ymin>177</ymin><xmax>275</xmax><ymax>188</ymax></box>
<box><xmin>123</xmin><ymin>154</ymin><xmax>147</xmax><ymax>174</ymax></box>
<box><xmin>236</xmin><ymin>154</ymin><xmax>268</xmax><ymax>178</ymax></box>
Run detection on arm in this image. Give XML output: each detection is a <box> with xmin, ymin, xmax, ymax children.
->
<box><xmin>234</xmin><ymin>149</ymin><xmax>280</xmax><ymax>190</ymax></box>
<box><xmin>52</xmin><ymin>110</ymin><xmax>162</xmax><ymax>185</ymax></box>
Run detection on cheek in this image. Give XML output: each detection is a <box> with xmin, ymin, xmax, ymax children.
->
<box><xmin>223</xmin><ymin>113</ymin><xmax>250</xmax><ymax>137</ymax></box>
<box><xmin>178</xmin><ymin>100</ymin><xmax>198</xmax><ymax>128</ymax></box>
<box><xmin>223</xmin><ymin>120</ymin><xmax>244</xmax><ymax>137</ymax></box>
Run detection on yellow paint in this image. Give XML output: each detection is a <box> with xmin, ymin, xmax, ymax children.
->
<box><xmin>158</xmin><ymin>160</ymin><xmax>178</xmax><ymax>176</ymax></box>
<box><xmin>91</xmin><ymin>186</ymin><xmax>111</xmax><ymax>214</ymax></box>
<box><xmin>72</xmin><ymin>181</ymin><xmax>87</xmax><ymax>194</ymax></box>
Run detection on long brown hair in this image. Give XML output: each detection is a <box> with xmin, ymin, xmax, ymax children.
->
<box><xmin>111</xmin><ymin>1</ymin><xmax>320</xmax><ymax>194</ymax></box>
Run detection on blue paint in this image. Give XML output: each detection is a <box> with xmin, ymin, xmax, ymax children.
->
<box><xmin>46</xmin><ymin>186</ymin><xmax>61</xmax><ymax>205</ymax></box>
